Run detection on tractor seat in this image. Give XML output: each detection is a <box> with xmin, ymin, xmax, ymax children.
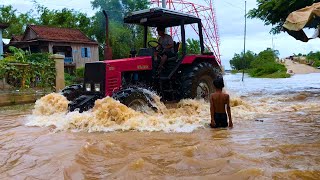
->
<box><xmin>174</xmin><ymin>41</ymin><xmax>180</xmax><ymax>54</ymax></box>
<box><xmin>167</xmin><ymin>41</ymin><xmax>180</xmax><ymax>62</ymax></box>
<box><xmin>160</xmin><ymin>42</ymin><xmax>180</xmax><ymax>77</ymax></box>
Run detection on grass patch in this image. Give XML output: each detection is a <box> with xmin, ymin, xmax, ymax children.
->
<box><xmin>230</xmin><ymin>69</ymin><xmax>249</xmax><ymax>74</ymax></box>
<box><xmin>257</xmin><ymin>71</ymin><xmax>291</xmax><ymax>78</ymax></box>
<box><xmin>248</xmin><ymin>62</ymin><xmax>289</xmax><ymax>78</ymax></box>
<box><xmin>231</xmin><ymin>70</ymin><xmax>240</xmax><ymax>74</ymax></box>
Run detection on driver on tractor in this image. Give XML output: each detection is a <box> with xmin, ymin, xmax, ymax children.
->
<box><xmin>154</xmin><ymin>26</ymin><xmax>175</xmax><ymax>75</ymax></box>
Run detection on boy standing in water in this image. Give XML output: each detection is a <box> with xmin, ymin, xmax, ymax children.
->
<box><xmin>210</xmin><ymin>77</ymin><xmax>233</xmax><ymax>128</ymax></box>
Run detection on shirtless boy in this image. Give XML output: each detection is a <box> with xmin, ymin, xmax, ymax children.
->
<box><xmin>210</xmin><ymin>77</ymin><xmax>233</xmax><ymax>128</ymax></box>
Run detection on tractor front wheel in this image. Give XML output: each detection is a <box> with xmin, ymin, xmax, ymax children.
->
<box><xmin>61</xmin><ymin>84</ymin><xmax>83</xmax><ymax>101</ymax></box>
<box><xmin>123</xmin><ymin>92</ymin><xmax>153</xmax><ymax>112</ymax></box>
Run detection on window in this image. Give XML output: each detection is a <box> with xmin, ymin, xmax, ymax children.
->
<box><xmin>81</xmin><ymin>47</ymin><xmax>91</xmax><ymax>58</ymax></box>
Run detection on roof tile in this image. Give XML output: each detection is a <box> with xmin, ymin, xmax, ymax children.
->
<box><xmin>28</xmin><ymin>25</ymin><xmax>96</xmax><ymax>43</ymax></box>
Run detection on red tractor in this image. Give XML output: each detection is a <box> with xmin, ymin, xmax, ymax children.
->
<box><xmin>62</xmin><ymin>8</ymin><xmax>222</xmax><ymax>112</ymax></box>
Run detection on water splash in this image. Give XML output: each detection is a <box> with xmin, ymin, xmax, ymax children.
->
<box><xmin>32</xmin><ymin>93</ymin><xmax>69</xmax><ymax>115</ymax></box>
<box><xmin>26</xmin><ymin>93</ymin><xmax>210</xmax><ymax>132</ymax></box>
<box><xmin>26</xmin><ymin>89</ymin><xmax>318</xmax><ymax>133</ymax></box>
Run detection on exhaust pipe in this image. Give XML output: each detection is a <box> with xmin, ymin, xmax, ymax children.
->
<box><xmin>103</xmin><ymin>10</ymin><xmax>112</xmax><ymax>60</ymax></box>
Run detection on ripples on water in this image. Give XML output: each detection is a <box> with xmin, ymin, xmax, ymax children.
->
<box><xmin>0</xmin><ymin>73</ymin><xmax>319</xmax><ymax>179</ymax></box>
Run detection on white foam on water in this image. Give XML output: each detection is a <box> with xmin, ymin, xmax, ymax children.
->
<box><xmin>26</xmin><ymin>93</ymin><xmax>214</xmax><ymax>132</ymax></box>
<box><xmin>25</xmin><ymin>92</ymin><xmax>288</xmax><ymax>133</ymax></box>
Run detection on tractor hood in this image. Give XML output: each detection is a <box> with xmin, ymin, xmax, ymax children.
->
<box><xmin>104</xmin><ymin>56</ymin><xmax>152</xmax><ymax>72</ymax></box>
<box><xmin>103</xmin><ymin>56</ymin><xmax>153</xmax><ymax>96</ymax></box>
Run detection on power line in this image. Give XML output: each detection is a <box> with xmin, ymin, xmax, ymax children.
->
<box><xmin>222</xmin><ymin>0</ymin><xmax>244</xmax><ymax>10</ymax></box>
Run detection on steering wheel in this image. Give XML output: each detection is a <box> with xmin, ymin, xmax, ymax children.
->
<box><xmin>148</xmin><ymin>40</ymin><xmax>163</xmax><ymax>52</ymax></box>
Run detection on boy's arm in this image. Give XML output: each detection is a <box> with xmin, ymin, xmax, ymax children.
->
<box><xmin>210</xmin><ymin>95</ymin><xmax>216</xmax><ymax>127</ymax></box>
<box><xmin>226</xmin><ymin>94</ymin><xmax>233</xmax><ymax>127</ymax></box>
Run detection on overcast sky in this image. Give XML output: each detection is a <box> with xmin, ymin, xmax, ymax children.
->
<box><xmin>2</xmin><ymin>0</ymin><xmax>320</xmax><ymax>69</ymax></box>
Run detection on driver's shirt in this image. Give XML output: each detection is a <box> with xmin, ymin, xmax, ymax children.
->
<box><xmin>158</xmin><ymin>34</ymin><xmax>174</xmax><ymax>53</ymax></box>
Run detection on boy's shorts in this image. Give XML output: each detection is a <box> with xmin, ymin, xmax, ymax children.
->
<box><xmin>212</xmin><ymin>113</ymin><xmax>228</xmax><ymax>128</ymax></box>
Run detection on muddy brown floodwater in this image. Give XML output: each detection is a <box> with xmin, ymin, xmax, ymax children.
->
<box><xmin>1</xmin><ymin>73</ymin><xmax>320</xmax><ymax>179</ymax></box>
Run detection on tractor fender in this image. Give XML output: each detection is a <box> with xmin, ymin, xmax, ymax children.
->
<box><xmin>112</xmin><ymin>87</ymin><xmax>157</xmax><ymax>111</ymax></box>
<box><xmin>182</xmin><ymin>55</ymin><xmax>220</xmax><ymax>67</ymax></box>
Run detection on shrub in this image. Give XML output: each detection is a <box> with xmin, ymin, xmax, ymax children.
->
<box><xmin>1</xmin><ymin>47</ymin><xmax>55</xmax><ymax>88</ymax></box>
<box><xmin>75</xmin><ymin>67</ymin><xmax>85</xmax><ymax>78</ymax></box>
<box><xmin>246</xmin><ymin>48</ymin><xmax>288</xmax><ymax>78</ymax></box>
<box><xmin>314</xmin><ymin>61</ymin><xmax>320</xmax><ymax>67</ymax></box>
<box><xmin>261</xmin><ymin>71</ymin><xmax>290</xmax><ymax>78</ymax></box>
<box><xmin>64</xmin><ymin>73</ymin><xmax>76</xmax><ymax>86</ymax></box>
<box><xmin>306</xmin><ymin>51</ymin><xmax>320</xmax><ymax>67</ymax></box>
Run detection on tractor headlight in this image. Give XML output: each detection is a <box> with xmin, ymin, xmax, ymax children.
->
<box><xmin>94</xmin><ymin>84</ymin><xmax>101</xmax><ymax>92</ymax></box>
<box><xmin>85</xmin><ymin>83</ymin><xmax>91</xmax><ymax>91</ymax></box>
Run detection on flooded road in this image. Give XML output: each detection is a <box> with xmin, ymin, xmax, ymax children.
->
<box><xmin>0</xmin><ymin>73</ymin><xmax>320</xmax><ymax>179</ymax></box>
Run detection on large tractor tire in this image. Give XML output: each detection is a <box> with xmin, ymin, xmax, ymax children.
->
<box><xmin>181</xmin><ymin>62</ymin><xmax>221</xmax><ymax>100</ymax></box>
<box><xmin>61</xmin><ymin>84</ymin><xmax>83</xmax><ymax>101</ymax></box>
<box><xmin>68</xmin><ymin>95</ymin><xmax>101</xmax><ymax>113</ymax></box>
<box><xmin>112</xmin><ymin>87</ymin><xmax>157</xmax><ymax>112</ymax></box>
<box><xmin>123</xmin><ymin>92</ymin><xmax>152</xmax><ymax>112</ymax></box>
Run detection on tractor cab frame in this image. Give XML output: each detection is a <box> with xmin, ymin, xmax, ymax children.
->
<box><xmin>124</xmin><ymin>7</ymin><xmax>209</xmax><ymax>79</ymax></box>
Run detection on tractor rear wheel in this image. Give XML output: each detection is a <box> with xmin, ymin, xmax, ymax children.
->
<box><xmin>61</xmin><ymin>84</ymin><xmax>83</xmax><ymax>101</ymax></box>
<box><xmin>181</xmin><ymin>62</ymin><xmax>221</xmax><ymax>100</ymax></box>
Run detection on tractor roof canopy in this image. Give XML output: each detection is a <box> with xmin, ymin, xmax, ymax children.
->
<box><xmin>124</xmin><ymin>8</ymin><xmax>201</xmax><ymax>27</ymax></box>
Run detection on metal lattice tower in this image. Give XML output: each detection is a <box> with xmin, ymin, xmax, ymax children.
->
<box><xmin>150</xmin><ymin>0</ymin><xmax>221</xmax><ymax>64</ymax></box>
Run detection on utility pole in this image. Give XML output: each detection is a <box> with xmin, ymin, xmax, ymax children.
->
<box><xmin>242</xmin><ymin>1</ymin><xmax>247</xmax><ymax>82</ymax></box>
<box><xmin>272</xmin><ymin>36</ymin><xmax>275</xmax><ymax>50</ymax></box>
<box><xmin>162</xmin><ymin>0</ymin><xmax>169</xmax><ymax>34</ymax></box>
<box><xmin>162</xmin><ymin>0</ymin><xmax>166</xmax><ymax>8</ymax></box>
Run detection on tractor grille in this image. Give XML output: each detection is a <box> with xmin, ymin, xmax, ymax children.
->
<box><xmin>107</xmin><ymin>78</ymin><xmax>118</xmax><ymax>92</ymax></box>
<box><xmin>84</xmin><ymin>62</ymin><xmax>106</xmax><ymax>95</ymax></box>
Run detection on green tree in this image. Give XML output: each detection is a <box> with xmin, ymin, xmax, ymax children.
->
<box><xmin>251</xmin><ymin>48</ymin><xmax>277</xmax><ymax>68</ymax></box>
<box><xmin>0</xmin><ymin>5</ymin><xmax>36</xmax><ymax>38</ymax></box>
<box><xmin>35</xmin><ymin>5</ymin><xmax>93</xmax><ymax>38</ymax></box>
<box><xmin>229</xmin><ymin>50</ymin><xmax>256</xmax><ymax>70</ymax></box>
<box><xmin>186</xmin><ymin>39</ymin><xmax>200</xmax><ymax>54</ymax></box>
<box><xmin>91</xmin><ymin>0</ymin><xmax>149</xmax><ymax>22</ymax></box>
<box><xmin>91</xmin><ymin>0</ymin><xmax>123</xmax><ymax>22</ymax></box>
<box><xmin>91</xmin><ymin>0</ymin><xmax>150</xmax><ymax>59</ymax></box>
<box><xmin>248</xmin><ymin>48</ymin><xmax>288</xmax><ymax>78</ymax></box>
<box><xmin>0</xmin><ymin>4</ymin><xmax>92</xmax><ymax>38</ymax></box>
<box><xmin>306</xmin><ymin>51</ymin><xmax>320</xmax><ymax>67</ymax></box>
<box><xmin>2</xmin><ymin>1</ymin><xmax>151</xmax><ymax>60</ymax></box>
<box><xmin>248</xmin><ymin>0</ymin><xmax>317</xmax><ymax>34</ymax></box>
<box><xmin>109</xmin><ymin>21</ymin><xmax>134</xmax><ymax>59</ymax></box>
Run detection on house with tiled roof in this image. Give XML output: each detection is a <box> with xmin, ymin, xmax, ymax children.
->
<box><xmin>9</xmin><ymin>35</ymin><xmax>23</xmax><ymax>43</ymax></box>
<box><xmin>8</xmin><ymin>25</ymin><xmax>99</xmax><ymax>68</ymax></box>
